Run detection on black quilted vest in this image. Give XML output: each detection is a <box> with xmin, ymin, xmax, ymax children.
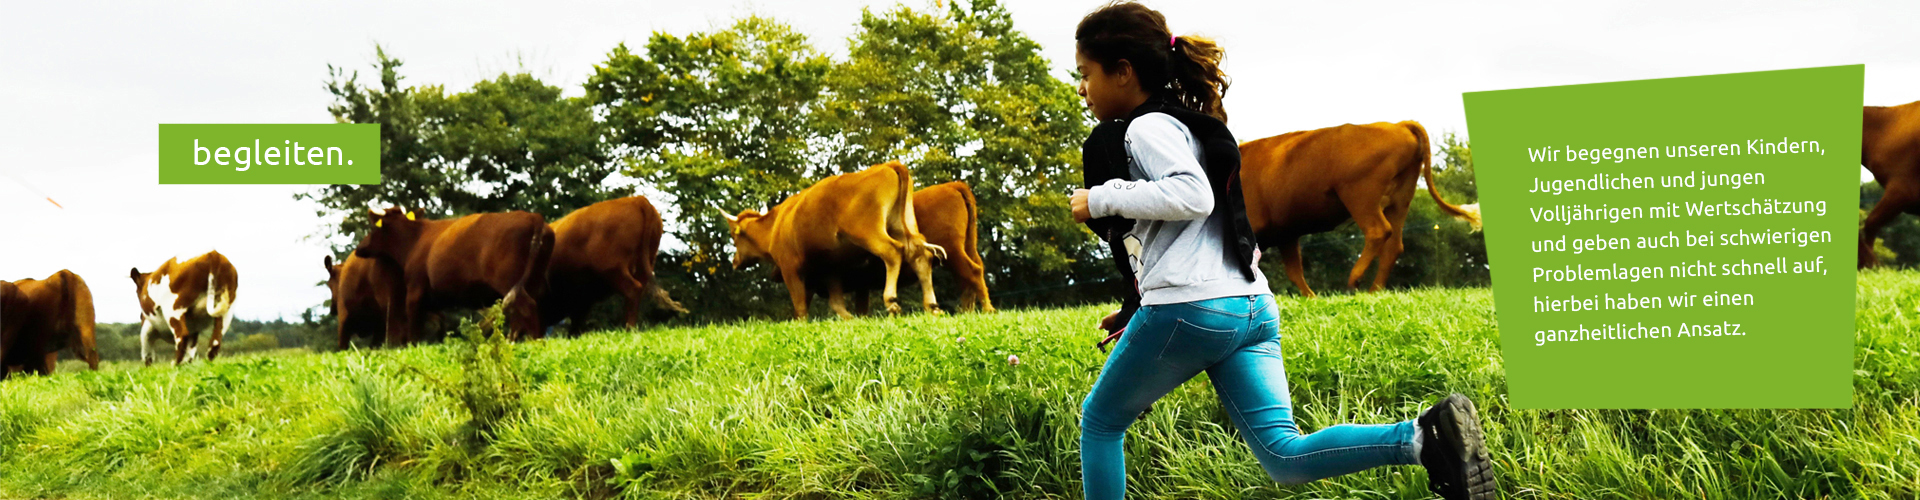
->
<box><xmin>1082</xmin><ymin>100</ymin><xmax>1258</xmax><ymax>334</ymax></box>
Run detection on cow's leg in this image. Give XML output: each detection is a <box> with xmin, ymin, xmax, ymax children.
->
<box><xmin>391</xmin><ymin>287</ymin><xmax>424</xmax><ymax>347</ymax></box>
<box><xmin>621</xmin><ymin>283</ymin><xmax>644</xmax><ymax>329</ymax></box>
<box><xmin>852</xmin><ymin>289</ymin><xmax>873</xmax><ymax>316</ymax></box>
<box><xmin>1338</xmin><ymin>190</ymin><xmax>1393</xmax><ymax>291</ymax></box>
<box><xmin>206</xmin><ymin>312</ymin><xmax>231</xmax><ymax>361</ymax></box>
<box><xmin>910</xmin><ymin>244</ymin><xmax>943</xmax><ymax>315</ymax></box>
<box><xmin>181</xmin><ymin>323</ymin><xmax>202</xmax><ymax>365</ymax></box>
<box><xmin>144</xmin><ymin>320</ymin><xmax>165</xmax><ymax>365</ymax></box>
<box><xmin>1860</xmin><ymin>182</ymin><xmax>1913</xmax><ymax>268</ymax></box>
<box><xmin>186</xmin><ymin>332</ymin><xmax>202</xmax><ymax>364</ymax></box>
<box><xmin>166</xmin><ymin>310</ymin><xmax>195</xmax><ymax>366</ymax></box>
<box><xmin>150</xmin><ymin>327</ymin><xmax>172</xmax><ymax>363</ymax></box>
<box><xmin>38</xmin><ymin>352</ymin><xmax>58</xmax><ymax>375</ymax></box>
<box><xmin>780</xmin><ymin>266</ymin><xmax>811</xmax><ymax>321</ymax></box>
<box><xmin>1346</xmin><ymin>218</ymin><xmax>1389</xmax><ymax>290</ymax></box>
<box><xmin>336</xmin><ymin>310</ymin><xmax>352</xmax><ymax>351</ymax></box>
<box><xmin>879</xmin><ymin>251</ymin><xmax>904</xmax><ymax>316</ymax></box>
<box><xmin>1278</xmin><ymin>236</ymin><xmax>1316</xmax><ymax>298</ymax></box>
<box><xmin>849</xmin><ymin>235</ymin><xmax>908</xmax><ymax>315</ymax></box>
<box><xmin>615</xmin><ymin>267</ymin><xmax>651</xmax><ymax>329</ymax></box>
<box><xmin>956</xmin><ymin>273</ymin><xmax>977</xmax><ymax>313</ymax></box>
<box><xmin>171</xmin><ymin>323</ymin><xmax>192</xmax><ymax>366</ymax></box>
<box><xmin>139</xmin><ymin>317</ymin><xmax>157</xmax><ymax>366</ymax></box>
<box><xmin>827</xmin><ymin>276</ymin><xmax>855</xmax><ymax>320</ymax></box>
<box><xmin>1372</xmin><ymin>201</ymin><xmax>1412</xmax><ymax>292</ymax></box>
<box><xmin>952</xmin><ymin>254</ymin><xmax>993</xmax><ymax>313</ymax></box>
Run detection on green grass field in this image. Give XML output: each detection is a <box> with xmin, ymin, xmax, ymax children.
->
<box><xmin>3</xmin><ymin>270</ymin><xmax>1917</xmax><ymax>499</ymax></box>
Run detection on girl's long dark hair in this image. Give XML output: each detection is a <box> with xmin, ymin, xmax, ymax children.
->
<box><xmin>1075</xmin><ymin>1</ymin><xmax>1230</xmax><ymax>122</ymax></box>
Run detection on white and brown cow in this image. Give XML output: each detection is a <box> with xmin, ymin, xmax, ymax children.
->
<box><xmin>130</xmin><ymin>250</ymin><xmax>239</xmax><ymax>365</ymax></box>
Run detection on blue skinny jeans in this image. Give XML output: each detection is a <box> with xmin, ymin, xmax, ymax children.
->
<box><xmin>1080</xmin><ymin>294</ymin><xmax>1418</xmax><ymax>499</ymax></box>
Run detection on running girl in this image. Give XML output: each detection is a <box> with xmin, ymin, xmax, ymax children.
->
<box><xmin>1066</xmin><ymin>3</ymin><xmax>1497</xmax><ymax>499</ymax></box>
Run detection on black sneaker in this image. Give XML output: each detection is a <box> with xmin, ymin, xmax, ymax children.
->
<box><xmin>1418</xmin><ymin>393</ymin><xmax>1497</xmax><ymax>499</ymax></box>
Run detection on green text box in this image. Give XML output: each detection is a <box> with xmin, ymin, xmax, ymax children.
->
<box><xmin>1464</xmin><ymin>65</ymin><xmax>1860</xmax><ymax>409</ymax></box>
<box><xmin>158</xmin><ymin>124</ymin><xmax>380</xmax><ymax>184</ymax></box>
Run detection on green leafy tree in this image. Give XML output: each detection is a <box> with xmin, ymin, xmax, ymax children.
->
<box><xmin>300</xmin><ymin>47</ymin><xmax>625</xmax><ymax>254</ymax></box>
<box><xmin>298</xmin><ymin>9</ymin><xmax>1504</xmax><ymax>323</ymax></box>
<box><xmin>1434</xmin><ymin>130</ymin><xmax>1477</xmax><ymax>201</ymax></box>
<box><xmin>589</xmin><ymin>5</ymin><xmax>1104</xmax><ymax>319</ymax></box>
<box><xmin>588</xmin><ymin>17</ymin><xmax>835</xmax><ymax>317</ymax></box>
<box><xmin>298</xmin><ymin>48</ymin><xmax>434</xmax><ymax>246</ymax></box>
<box><xmin>1389</xmin><ymin>131</ymin><xmax>1488</xmax><ymax>287</ymax></box>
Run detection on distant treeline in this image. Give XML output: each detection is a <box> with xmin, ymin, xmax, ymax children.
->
<box><xmin>91</xmin><ymin>316</ymin><xmax>333</xmax><ymax>362</ymax></box>
<box><xmin>286</xmin><ymin>0</ymin><xmax>1916</xmax><ymax>331</ymax></box>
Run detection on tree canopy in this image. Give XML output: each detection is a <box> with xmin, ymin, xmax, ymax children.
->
<box><xmin>302</xmin><ymin>1</ymin><xmax>1509</xmax><ymax>323</ymax></box>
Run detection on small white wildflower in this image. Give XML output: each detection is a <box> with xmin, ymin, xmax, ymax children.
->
<box><xmin>1007</xmin><ymin>354</ymin><xmax>1021</xmax><ymax>366</ymax></box>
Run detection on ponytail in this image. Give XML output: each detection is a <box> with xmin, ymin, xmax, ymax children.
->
<box><xmin>1076</xmin><ymin>1</ymin><xmax>1231</xmax><ymax>122</ymax></box>
<box><xmin>1168</xmin><ymin>35</ymin><xmax>1228</xmax><ymax>123</ymax></box>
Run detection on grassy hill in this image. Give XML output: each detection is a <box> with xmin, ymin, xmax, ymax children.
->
<box><xmin>3</xmin><ymin>270</ymin><xmax>1916</xmax><ymax>499</ymax></box>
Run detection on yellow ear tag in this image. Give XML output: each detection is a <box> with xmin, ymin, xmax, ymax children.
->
<box><xmin>405</xmin><ymin>211</ymin><xmax>416</xmax><ymax>221</ymax></box>
<box><xmin>375</xmin><ymin>219</ymin><xmax>383</xmax><ymax>228</ymax></box>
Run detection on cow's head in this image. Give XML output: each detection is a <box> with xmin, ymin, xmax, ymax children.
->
<box><xmin>129</xmin><ymin>262</ymin><xmax>191</xmax><ymax>342</ymax></box>
<box><xmin>720</xmin><ymin>208</ymin><xmax>772</xmax><ymax>269</ymax></box>
<box><xmin>129</xmin><ymin>267</ymin><xmax>155</xmax><ymax>316</ymax></box>
<box><xmin>355</xmin><ymin>208</ymin><xmax>421</xmax><ymax>262</ymax></box>
<box><xmin>323</xmin><ymin>255</ymin><xmax>342</xmax><ymax>316</ymax></box>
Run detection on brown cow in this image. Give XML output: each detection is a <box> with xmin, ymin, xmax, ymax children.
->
<box><xmin>544</xmin><ymin>196</ymin><xmax>688</xmax><ymax>334</ymax></box>
<box><xmin>1861</xmin><ymin>101</ymin><xmax>1920</xmax><ymax>268</ymax></box>
<box><xmin>837</xmin><ymin>181</ymin><xmax>994</xmax><ymax>314</ymax></box>
<box><xmin>722</xmin><ymin>161</ymin><xmax>947</xmax><ymax>320</ymax></box>
<box><xmin>1</xmin><ymin>270</ymin><xmax>99</xmax><ymax>378</ymax></box>
<box><xmin>355</xmin><ymin>208</ymin><xmax>554</xmax><ymax>343</ymax></box>
<box><xmin>132</xmin><ymin>251</ymin><xmax>239</xmax><ymax>365</ymax></box>
<box><xmin>1239</xmin><ymin>121</ymin><xmax>1481</xmax><ymax>298</ymax></box>
<box><xmin>323</xmin><ymin>254</ymin><xmax>395</xmax><ymax>349</ymax></box>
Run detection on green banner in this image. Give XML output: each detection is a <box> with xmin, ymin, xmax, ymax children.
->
<box><xmin>1464</xmin><ymin>65</ymin><xmax>1861</xmax><ymax>408</ymax></box>
<box><xmin>157</xmin><ymin>124</ymin><xmax>380</xmax><ymax>184</ymax></box>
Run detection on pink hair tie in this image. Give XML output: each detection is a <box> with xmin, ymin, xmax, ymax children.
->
<box><xmin>1169</xmin><ymin>35</ymin><xmax>1177</xmax><ymax>47</ymax></box>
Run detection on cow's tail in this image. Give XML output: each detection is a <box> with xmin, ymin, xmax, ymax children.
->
<box><xmin>53</xmin><ymin>270</ymin><xmax>99</xmax><ymax>368</ymax></box>
<box><xmin>888</xmin><ymin>161</ymin><xmax>917</xmax><ymax>238</ymax></box>
<box><xmin>204</xmin><ymin>269</ymin><xmax>234</xmax><ymax>321</ymax></box>
<box><xmin>889</xmin><ymin>161</ymin><xmax>946</xmax><ymax>261</ymax></box>
<box><xmin>515</xmin><ymin>225</ymin><xmax>556</xmax><ymax>299</ymax></box>
<box><xmin>500</xmin><ymin>224</ymin><xmax>554</xmax><ymax>339</ymax></box>
<box><xmin>954</xmin><ymin>182</ymin><xmax>983</xmax><ymax>268</ymax></box>
<box><xmin>1408</xmin><ymin>121</ymin><xmax>1482</xmax><ymax>232</ymax></box>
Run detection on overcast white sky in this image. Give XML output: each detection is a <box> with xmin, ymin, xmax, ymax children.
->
<box><xmin>4</xmin><ymin>0</ymin><xmax>1916</xmax><ymax>323</ymax></box>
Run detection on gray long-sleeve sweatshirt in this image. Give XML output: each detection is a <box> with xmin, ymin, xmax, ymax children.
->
<box><xmin>1087</xmin><ymin>112</ymin><xmax>1269</xmax><ymax>305</ymax></box>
